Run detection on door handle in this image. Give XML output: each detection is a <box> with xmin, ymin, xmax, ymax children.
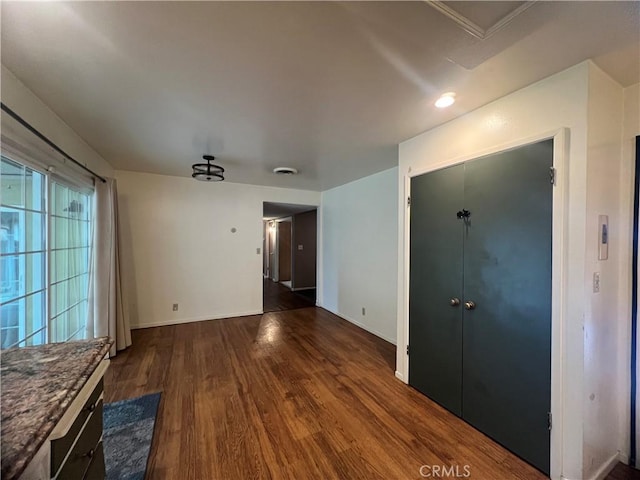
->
<box><xmin>464</xmin><ymin>301</ymin><xmax>476</xmax><ymax>310</ymax></box>
<box><xmin>449</xmin><ymin>297</ymin><xmax>460</xmax><ymax>307</ymax></box>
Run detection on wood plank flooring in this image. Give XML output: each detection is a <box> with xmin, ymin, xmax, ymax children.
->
<box><xmin>104</xmin><ymin>307</ymin><xmax>549</xmax><ymax>479</ymax></box>
<box><xmin>608</xmin><ymin>463</ymin><xmax>640</xmax><ymax>480</ymax></box>
<box><xmin>263</xmin><ymin>277</ymin><xmax>315</xmax><ymax>313</ymax></box>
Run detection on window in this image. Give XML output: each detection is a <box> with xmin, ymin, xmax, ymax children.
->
<box><xmin>1</xmin><ymin>158</ymin><xmax>46</xmax><ymax>348</ymax></box>
<box><xmin>50</xmin><ymin>181</ymin><xmax>91</xmax><ymax>343</ymax></box>
<box><xmin>0</xmin><ymin>156</ymin><xmax>92</xmax><ymax>348</ymax></box>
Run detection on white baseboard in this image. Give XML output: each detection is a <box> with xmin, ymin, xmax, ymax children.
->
<box><xmin>583</xmin><ymin>452</ymin><xmax>621</xmax><ymax>480</ymax></box>
<box><xmin>131</xmin><ymin>309</ymin><xmax>264</xmax><ymax>329</ymax></box>
<box><xmin>318</xmin><ymin>303</ymin><xmax>397</xmax><ymax>345</ymax></box>
<box><xmin>617</xmin><ymin>451</ymin><xmax>629</xmax><ymax>465</ymax></box>
<box><xmin>395</xmin><ymin>370</ymin><xmax>405</xmax><ymax>382</ymax></box>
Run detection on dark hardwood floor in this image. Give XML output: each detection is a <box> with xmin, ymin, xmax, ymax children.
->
<box><xmin>608</xmin><ymin>463</ymin><xmax>640</xmax><ymax>480</ymax></box>
<box><xmin>263</xmin><ymin>277</ymin><xmax>315</xmax><ymax>313</ymax></box>
<box><xmin>104</xmin><ymin>307</ymin><xmax>557</xmax><ymax>479</ymax></box>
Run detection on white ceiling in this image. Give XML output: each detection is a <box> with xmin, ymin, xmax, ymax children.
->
<box><xmin>1</xmin><ymin>1</ymin><xmax>638</xmax><ymax>191</ymax></box>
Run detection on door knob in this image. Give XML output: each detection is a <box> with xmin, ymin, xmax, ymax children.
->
<box><xmin>449</xmin><ymin>297</ymin><xmax>460</xmax><ymax>307</ymax></box>
<box><xmin>464</xmin><ymin>301</ymin><xmax>476</xmax><ymax>310</ymax></box>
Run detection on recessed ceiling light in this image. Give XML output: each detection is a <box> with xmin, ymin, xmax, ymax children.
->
<box><xmin>273</xmin><ymin>167</ymin><xmax>298</xmax><ymax>175</ymax></box>
<box><xmin>435</xmin><ymin>92</ymin><xmax>456</xmax><ymax>109</ymax></box>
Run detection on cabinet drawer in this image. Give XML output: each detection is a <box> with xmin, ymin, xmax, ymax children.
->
<box><xmin>83</xmin><ymin>441</ymin><xmax>105</xmax><ymax>480</ymax></box>
<box><xmin>51</xmin><ymin>379</ymin><xmax>103</xmax><ymax>475</ymax></box>
<box><xmin>55</xmin><ymin>400</ymin><xmax>103</xmax><ymax>480</ymax></box>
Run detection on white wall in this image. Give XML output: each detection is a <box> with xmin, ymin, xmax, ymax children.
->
<box><xmin>319</xmin><ymin>167</ymin><xmax>398</xmax><ymax>344</ymax></box>
<box><xmin>583</xmin><ymin>63</ymin><xmax>625</xmax><ymax>478</ymax></box>
<box><xmin>115</xmin><ymin>170</ymin><xmax>319</xmax><ymax>328</ymax></box>
<box><xmin>1</xmin><ymin>65</ymin><xmax>113</xmax><ymax>178</ymax></box>
<box><xmin>397</xmin><ymin>62</ymin><xmax>592</xmax><ymax>479</ymax></box>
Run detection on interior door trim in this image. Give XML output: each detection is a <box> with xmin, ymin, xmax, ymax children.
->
<box><xmin>398</xmin><ymin>128</ymin><xmax>569</xmax><ymax>479</ymax></box>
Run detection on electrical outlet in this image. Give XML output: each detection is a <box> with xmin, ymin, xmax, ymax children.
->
<box><xmin>256</xmin><ymin>247</ymin><xmax>261</xmax><ymax>255</ymax></box>
<box><xmin>173</xmin><ymin>303</ymin><xmax>179</xmax><ymax>311</ymax></box>
<box><xmin>298</xmin><ymin>244</ymin><xmax>303</xmax><ymax>251</ymax></box>
<box><xmin>362</xmin><ymin>307</ymin><xmax>366</xmax><ymax>316</ymax></box>
<box><xmin>593</xmin><ymin>272</ymin><xmax>600</xmax><ymax>293</ymax></box>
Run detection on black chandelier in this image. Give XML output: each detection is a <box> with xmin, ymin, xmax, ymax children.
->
<box><xmin>192</xmin><ymin>155</ymin><xmax>224</xmax><ymax>182</ymax></box>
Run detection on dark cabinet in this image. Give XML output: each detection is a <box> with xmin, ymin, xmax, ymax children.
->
<box><xmin>50</xmin><ymin>377</ymin><xmax>106</xmax><ymax>480</ymax></box>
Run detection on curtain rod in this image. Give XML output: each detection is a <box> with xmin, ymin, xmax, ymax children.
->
<box><xmin>1</xmin><ymin>102</ymin><xmax>107</xmax><ymax>183</ymax></box>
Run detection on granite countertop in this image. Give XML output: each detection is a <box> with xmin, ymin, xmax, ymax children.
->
<box><xmin>1</xmin><ymin>337</ymin><xmax>113</xmax><ymax>480</ymax></box>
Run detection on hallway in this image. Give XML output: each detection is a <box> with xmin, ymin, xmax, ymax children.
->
<box><xmin>263</xmin><ymin>277</ymin><xmax>315</xmax><ymax>313</ymax></box>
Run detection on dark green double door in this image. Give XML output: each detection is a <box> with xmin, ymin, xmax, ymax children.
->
<box><xmin>409</xmin><ymin>140</ymin><xmax>553</xmax><ymax>475</ymax></box>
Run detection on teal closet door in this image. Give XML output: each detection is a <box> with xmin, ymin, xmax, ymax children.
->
<box><xmin>461</xmin><ymin>140</ymin><xmax>553</xmax><ymax>474</ymax></box>
<box><xmin>409</xmin><ymin>164</ymin><xmax>464</xmax><ymax>415</ymax></box>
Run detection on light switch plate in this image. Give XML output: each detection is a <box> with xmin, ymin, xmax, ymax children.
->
<box><xmin>298</xmin><ymin>245</ymin><xmax>303</xmax><ymax>251</ymax></box>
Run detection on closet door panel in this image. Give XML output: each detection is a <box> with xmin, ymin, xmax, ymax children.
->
<box><xmin>462</xmin><ymin>140</ymin><xmax>553</xmax><ymax>474</ymax></box>
<box><xmin>409</xmin><ymin>164</ymin><xmax>464</xmax><ymax>415</ymax></box>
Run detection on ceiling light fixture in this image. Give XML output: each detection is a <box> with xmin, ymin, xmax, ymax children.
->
<box><xmin>435</xmin><ymin>92</ymin><xmax>456</xmax><ymax>109</ymax></box>
<box><xmin>192</xmin><ymin>155</ymin><xmax>224</xmax><ymax>182</ymax></box>
<box><xmin>273</xmin><ymin>167</ymin><xmax>298</xmax><ymax>175</ymax></box>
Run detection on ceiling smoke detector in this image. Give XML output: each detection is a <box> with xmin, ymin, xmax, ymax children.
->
<box><xmin>273</xmin><ymin>167</ymin><xmax>298</xmax><ymax>175</ymax></box>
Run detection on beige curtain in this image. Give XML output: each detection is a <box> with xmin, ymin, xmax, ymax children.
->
<box><xmin>87</xmin><ymin>177</ymin><xmax>131</xmax><ymax>356</ymax></box>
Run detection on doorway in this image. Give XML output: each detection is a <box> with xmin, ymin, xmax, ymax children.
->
<box><xmin>263</xmin><ymin>202</ymin><xmax>318</xmax><ymax>313</ymax></box>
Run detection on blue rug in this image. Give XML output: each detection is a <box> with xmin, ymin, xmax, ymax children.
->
<box><xmin>103</xmin><ymin>392</ymin><xmax>161</xmax><ymax>480</ymax></box>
